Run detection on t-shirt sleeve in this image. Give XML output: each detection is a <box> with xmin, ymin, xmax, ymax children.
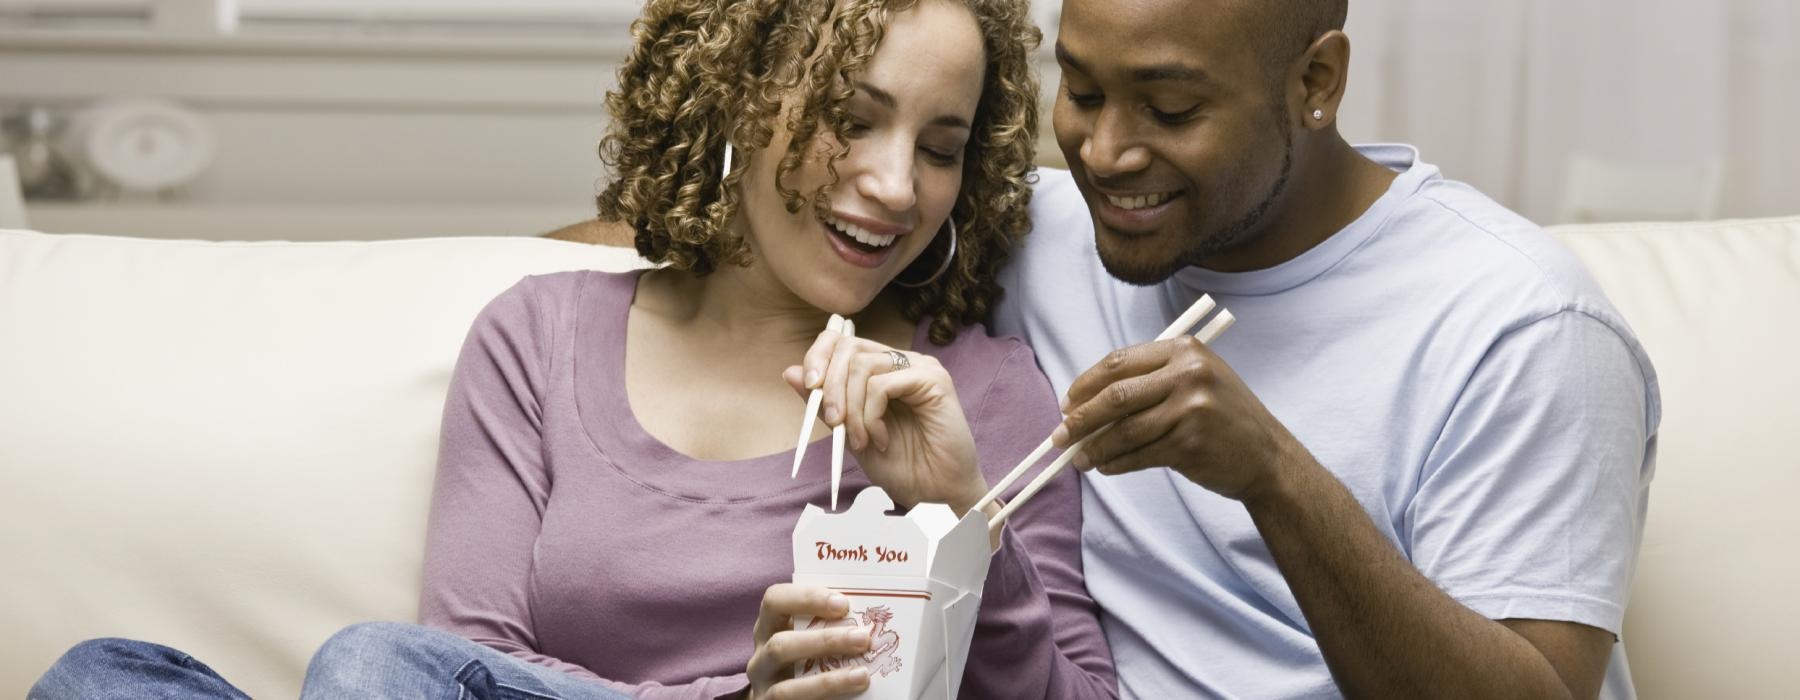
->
<box><xmin>1407</xmin><ymin>309</ymin><xmax>1657</xmax><ymax>635</ymax></box>
<box><xmin>993</xmin><ymin>167</ymin><xmax>1090</xmax><ymax>342</ymax></box>
<box><xmin>963</xmin><ymin>341</ymin><xmax>1119</xmax><ymax>698</ymax></box>
<box><xmin>419</xmin><ymin>277</ymin><xmax>746</xmax><ymax>700</ymax></box>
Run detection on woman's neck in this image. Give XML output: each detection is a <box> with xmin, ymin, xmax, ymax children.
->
<box><xmin>635</xmin><ymin>263</ymin><xmax>915</xmax><ymax>359</ymax></box>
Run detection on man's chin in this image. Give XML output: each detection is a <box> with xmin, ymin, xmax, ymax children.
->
<box><xmin>1094</xmin><ymin>226</ymin><xmax>1188</xmax><ymax>287</ymax></box>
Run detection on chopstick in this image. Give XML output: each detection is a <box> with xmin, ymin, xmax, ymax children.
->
<box><xmin>830</xmin><ymin>320</ymin><xmax>855</xmax><ymax>511</ymax></box>
<box><xmin>791</xmin><ymin>314</ymin><xmax>847</xmax><ymax>479</ymax></box>
<box><xmin>971</xmin><ymin>295</ymin><xmax>1219</xmax><ymax>512</ymax></box>
<box><xmin>984</xmin><ymin>304</ymin><xmax>1236</xmax><ymax>536</ymax></box>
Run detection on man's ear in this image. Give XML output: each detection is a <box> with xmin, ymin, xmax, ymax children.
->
<box><xmin>1294</xmin><ymin>30</ymin><xmax>1351</xmax><ymax>130</ymax></box>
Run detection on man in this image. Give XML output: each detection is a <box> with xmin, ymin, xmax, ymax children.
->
<box><xmin>988</xmin><ymin>0</ymin><xmax>1657</xmax><ymax>697</ymax></box>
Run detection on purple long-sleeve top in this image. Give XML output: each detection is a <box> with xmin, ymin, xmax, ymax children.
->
<box><xmin>420</xmin><ymin>270</ymin><xmax>1117</xmax><ymax>699</ymax></box>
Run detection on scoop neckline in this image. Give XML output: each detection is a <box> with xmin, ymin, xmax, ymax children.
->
<box><xmin>571</xmin><ymin>269</ymin><xmax>932</xmax><ymax>503</ymax></box>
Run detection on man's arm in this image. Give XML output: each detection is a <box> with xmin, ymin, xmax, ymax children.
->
<box><xmin>1055</xmin><ymin>310</ymin><xmax>1648</xmax><ymax>697</ymax></box>
<box><xmin>1247</xmin><ymin>447</ymin><xmax>1611</xmax><ymax>698</ymax></box>
<box><xmin>540</xmin><ymin>218</ymin><xmax>635</xmax><ymax>246</ymax></box>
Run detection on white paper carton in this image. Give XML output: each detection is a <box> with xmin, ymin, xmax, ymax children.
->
<box><xmin>791</xmin><ymin>486</ymin><xmax>992</xmax><ymax>699</ymax></box>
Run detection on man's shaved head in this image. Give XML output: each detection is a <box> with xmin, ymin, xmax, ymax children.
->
<box><xmin>1244</xmin><ymin>0</ymin><xmax>1348</xmax><ymax>82</ymax></box>
<box><xmin>1053</xmin><ymin>0</ymin><xmax>1359</xmax><ymax>283</ymax></box>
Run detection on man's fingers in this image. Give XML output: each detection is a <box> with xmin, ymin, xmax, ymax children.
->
<box><xmin>1062</xmin><ymin>339</ymin><xmax>1181</xmax><ymax>411</ymax></box>
<box><xmin>754</xmin><ymin>584</ymin><xmax>849</xmax><ymax>645</ymax></box>
<box><xmin>1056</xmin><ymin>366</ymin><xmax>1178</xmax><ymax>448</ymax></box>
<box><xmin>1086</xmin><ymin>419</ymin><xmax>1196</xmax><ymax>476</ymax></box>
<box><xmin>1073</xmin><ymin>402</ymin><xmax>1181</xmax><ymax>470</ymax></box>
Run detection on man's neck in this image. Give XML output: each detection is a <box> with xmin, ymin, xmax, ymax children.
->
<box><xmin>1199</xmin><ymin>136</ymin><xmax>1398</xmax><ymax>273</ymax></box>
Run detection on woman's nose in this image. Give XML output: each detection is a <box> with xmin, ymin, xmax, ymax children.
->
<box><xmin>853</xmin><ymin>139</ymin><xmax>918</xmax><ymax>214</ymax></box>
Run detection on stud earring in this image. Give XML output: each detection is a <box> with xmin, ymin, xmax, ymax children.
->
<box><xmin>1312</xmin><ymin>109</ymin><xmax>1325</xmax><ymax>121</ymax></box>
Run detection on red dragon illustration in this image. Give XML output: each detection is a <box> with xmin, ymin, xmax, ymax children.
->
<box><xmin>798</xmin><ymin>605</ymin><xmax>903</xmax><ymax>678</ymax></box>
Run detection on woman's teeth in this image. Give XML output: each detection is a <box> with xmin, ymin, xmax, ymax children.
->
<box><xmin>1106</xmin><ymin>192</ymin><xmax>1176</xmax><ymax>210</ymax></box>
<box><xmin>826</xmin><ymin>215</ymin><xmax>898</xmax><ymax>248</ymax></box>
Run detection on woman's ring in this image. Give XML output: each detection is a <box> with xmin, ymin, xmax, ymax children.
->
<box><xmin>886</xmin><ymin>350</ymin><xmax>911</xmax><ymax>371</ymax></box>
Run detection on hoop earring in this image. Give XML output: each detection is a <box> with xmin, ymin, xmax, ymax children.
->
<box><xmin>894</xmin><ymin>217</ymin><xmax>957</xmax><ymax>289</ymax></box>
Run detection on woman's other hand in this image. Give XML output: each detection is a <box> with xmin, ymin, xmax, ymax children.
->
<box><xmin>745</xmin><ymin>584</ymin><xmax>872</xmax><ymax>700</ymax></box>
<box><xmin>785</xmin><ymin>326</ymin><xmax>988</xmax><ymax>513</ymax></box>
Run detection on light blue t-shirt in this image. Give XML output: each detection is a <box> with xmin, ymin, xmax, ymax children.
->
<box><xmin>993</xmin><ymin>145</ymin><xmax>1659</xmax><ymax>699</ymax></box>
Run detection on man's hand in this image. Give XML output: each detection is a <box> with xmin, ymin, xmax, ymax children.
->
<box><xmin>1052</xmin><ymin>336</ymin><xmax>1306</xmax><ymax>502</ymax></box>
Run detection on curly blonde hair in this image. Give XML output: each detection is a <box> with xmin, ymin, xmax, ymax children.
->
<box><xmin>596</xmin><ymin>0</ymin><xmax>1041</xmax><ymax>345</ymax></box>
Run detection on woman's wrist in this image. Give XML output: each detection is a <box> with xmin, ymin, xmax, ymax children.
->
<box><xmin>941</xmin><ymin>481</ymin><xmax>1004</xmax><ymax>551</ymax></box>
<box><xmin>943</xmin><ymin>471</ymin><xmax>991</xmax><ymax>516</ymax></box>
<box><xmin>979</xmin><ymin>499</ymin><xmax>1006</xmax><ymax>551</ymax></box>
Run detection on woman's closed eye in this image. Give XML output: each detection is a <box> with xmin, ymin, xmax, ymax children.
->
<box><xmin>920</xmin><ymin>144</ymin><xmax>961</xmax><ymax>167</ymax></box>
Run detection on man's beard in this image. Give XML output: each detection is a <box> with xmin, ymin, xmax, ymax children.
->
<box><xmin>1100</xmin><ymin>124</ymin><xmax>1295</xmax><ymax>286</ymax></box>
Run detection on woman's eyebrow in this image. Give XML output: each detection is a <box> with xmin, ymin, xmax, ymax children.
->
<box><xmin>855</xmin><ymin>81</ymin><xmax>898</xmax><ymax>109</ymax></box>
<box><xmin>855</xmin><ymin>80</ymin><xmax>971</xmax><ymax>130</ymax></box>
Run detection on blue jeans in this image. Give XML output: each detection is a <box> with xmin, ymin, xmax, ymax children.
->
<box><xmin>31</xmin><ymin>621</ymin><xmax>634</xmax><ymax>700</ymax></box>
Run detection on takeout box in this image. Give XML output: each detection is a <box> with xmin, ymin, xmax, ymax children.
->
<box><xmin>791</xmin><ymin>486</ymin><xmax>992</xmax><ymax>699</ymax></box>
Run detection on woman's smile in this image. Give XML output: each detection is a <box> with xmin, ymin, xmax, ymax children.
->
<box><xmin>820</xmin><ymin>210</ymin><xmax>910</xmax><ymax>269</ymax></box>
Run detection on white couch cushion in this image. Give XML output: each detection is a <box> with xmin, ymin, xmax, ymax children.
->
<box><xmin>4</xmin><ymin>217</ymin><xmax>1797</xmax><ymax>698</ymax></box>
<box><xmin>0</xmin><ymin>230</ymin><xmax>646</xmax><ymax>698</ymax></box>
<box><xmin>1553</xmin><ymin>217</ymin><xmax>1800</xmax><ymax>699</ymax></box>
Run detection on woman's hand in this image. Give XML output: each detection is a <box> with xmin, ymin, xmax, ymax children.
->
<box><xmin>785</xmin><ymin>326</ymin><xmax>988</xmax><ymax>513</ymax></box>
<box><xmin>745</xmin><ymin>584</ymin><xmax>873</xmax><ymax>700</ymax></box>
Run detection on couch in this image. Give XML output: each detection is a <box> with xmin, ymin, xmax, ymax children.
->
<box><xmin>2</xmin><ymin>216</ymin><xmax>1796</xmax><ymax>698</ymax></box>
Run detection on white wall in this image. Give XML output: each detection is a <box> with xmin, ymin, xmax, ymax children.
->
<box><xmin>8</xmin><ymin>1</ymin><xmax>1788</xmax><ymax>241</ymax></box>
<box><xmin>1</xmin><ymin>7</ymin><xmax>1063</xmax><ymax>241</ymax></box>
<box><xmin>1034</xmin><ymin>0</ymin><xmax>1798</xmax><ymax>223</ymax></box>
<box><xmin>1</xmin><ymin>29</ymin><xmax>625</xmax><ymax>239</ymax></box>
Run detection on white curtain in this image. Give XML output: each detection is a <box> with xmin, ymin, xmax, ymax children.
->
<box><xmin>1339</xmin><ymin>0</ymin><xmax>1798</xmax><ymax>222</ymax></box>
<box><xmin>1031</xmin><ymin>0</ymin><xmax>1798</xmax><ymax>222</ymax></box>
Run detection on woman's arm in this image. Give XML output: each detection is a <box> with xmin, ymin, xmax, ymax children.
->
<box><xmin>418</xmin><ymin>278</ymin><xmax>753</xmax><ymax>700</ymax></box>
<box><xmin>960</xmin><ymin>343</ymin><xmax>1118</xmax><ymax>699</ymax></box>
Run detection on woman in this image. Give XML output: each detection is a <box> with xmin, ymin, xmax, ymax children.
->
<box><xmin>32</xmin><ymin>1</ymin><xmax>1113</xmax><ymax>698</ymax></box>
